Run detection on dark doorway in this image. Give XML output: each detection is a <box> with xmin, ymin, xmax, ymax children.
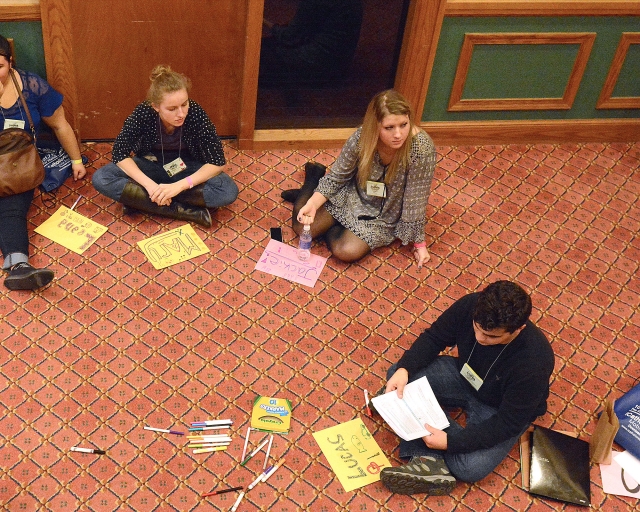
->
<box><xmin>255</xmin><ymin>0</ymin><xmax>411</xmax><ymax>130</ymax></box>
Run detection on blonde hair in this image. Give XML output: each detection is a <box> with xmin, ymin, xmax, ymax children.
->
<box><xmin>357</xmin><ymin>90</ymin><xmax>414</xmax><ymax>188</ymax></box>
<box><xmin>146</xmin><ymin>65</ymin><xmax>192</xmax><ymax>105</ymax></box>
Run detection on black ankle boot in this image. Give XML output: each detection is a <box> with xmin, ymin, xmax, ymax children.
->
<box><xmin>119</xmin><ymin>181</ymin><xmax>212</xmax><ymax>228</ymax></box>
<box><xmin>4</xmin><ymin>262</ymin><xmax>54</xmax><ymax>290</ymax></box>
<box><xmin>280</xmin><ymin>188</ymin><xmax>301</xmax><ymax>203</ymax></box>
<box><xmin>304</xmin><ymin>162</ymin><xmax>327</xmax><ymax>185</ymax></box>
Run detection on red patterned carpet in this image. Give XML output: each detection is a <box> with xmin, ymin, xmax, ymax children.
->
<box><xmin>1</xmin><ymin>140</ymin><xmax>639</xmax><ymax>511</ymax></box>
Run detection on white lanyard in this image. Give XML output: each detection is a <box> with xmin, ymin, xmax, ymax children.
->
<box><xmin>1</xmin><ymin>79</ymin><xmax>27</xmax><ymax>130</ymax></box>
<box><xmin>461</xmin><ymin>340</ymin><xmax>511</xmax><ymax>391</ymax></box>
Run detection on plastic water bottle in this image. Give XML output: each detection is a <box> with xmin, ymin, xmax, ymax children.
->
<box><xmin>298</xmin><ymin>224</ymin><xmax>312</xmax><ymax>261</ymax></box>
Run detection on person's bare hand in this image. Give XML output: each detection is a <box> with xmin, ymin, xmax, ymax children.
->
<box><xmin>422</xmin><ymin>424</ymin><xmax>447</xmax><ymax>450</ymax></box>
<box><xmin>386</xmin><ymin>368</ymin><xmax>409</xmax><ymax>399</ymax></box>
<box><xmin>72</xmin><ymin>162</ymin><xmax>86</xmax><ymax>180</ymax></box>
<box><xmin>413</xmin><ymin>246</ymin><xmax>430</xmax><ymax>269</ymax></box>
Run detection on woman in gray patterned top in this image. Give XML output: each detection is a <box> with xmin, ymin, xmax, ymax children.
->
<box><xmin>289</xmin><ymin>90</ymin><xmax>436</xmax><ymax>266</ymax></box>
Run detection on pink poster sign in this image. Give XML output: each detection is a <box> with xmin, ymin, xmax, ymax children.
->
<box><xmin>255</xmin><ymin>239</ymin><xmax>327</xmax><ymax>287</ymax></box>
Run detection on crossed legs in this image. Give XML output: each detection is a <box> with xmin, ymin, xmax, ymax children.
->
<box><xmin>291</xmin><ymin>165</ymin><xmax>371</xmax><ymax>263</ymax></box>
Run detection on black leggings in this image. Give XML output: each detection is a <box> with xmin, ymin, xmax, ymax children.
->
<box><xmin>291</xmin><ymin>181</ymin><xmax>370</xmax><ymax>263</ymax></box>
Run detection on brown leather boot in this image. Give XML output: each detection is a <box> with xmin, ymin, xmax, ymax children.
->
<box><xmin>119</xmin><ymin>181</ymin><xmax>212</xmax><ymax>228</ymax></box>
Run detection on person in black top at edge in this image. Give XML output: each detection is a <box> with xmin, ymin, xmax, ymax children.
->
<box><xmin>379</xmin><ymin>280</ymin><xmax>555</xmax><ymax>495</ymax></box>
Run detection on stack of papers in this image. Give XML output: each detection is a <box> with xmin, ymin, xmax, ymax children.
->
<box><xmin>371</xmin><ymin>376</ymin><xmax>449</xmax><ymax>441</ymax></box>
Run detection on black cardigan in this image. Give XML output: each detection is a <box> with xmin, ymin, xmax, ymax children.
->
<box><xmin>111</xmin><ymin>100</ymin><xmax>226</xmax><ymax>167</ymax></box>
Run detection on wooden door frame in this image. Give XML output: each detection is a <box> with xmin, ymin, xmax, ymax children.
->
<box><xmin>237</xmin><ymin>0</ymin><xmax>446</xmax><ymax>149</ymax></box>
<box><xmin>40</xmin><ymin>0</ymin><xmax>80</xmax><ymax>140</ymax></box>
<box><xmin>41</xmin><ymin>0</ymin><xmax>446</xmax><ymax>148</ymax></box>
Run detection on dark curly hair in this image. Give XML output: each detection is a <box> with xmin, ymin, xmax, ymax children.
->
<box><xmin>0</xmin><ymin>35</ymin><xmax>12</xmax><ymax>64</ymax></box>
<box><xmin>473</xmin><ymin>281</ymin><xmax>532</xmax><ymax>333</ymax></box>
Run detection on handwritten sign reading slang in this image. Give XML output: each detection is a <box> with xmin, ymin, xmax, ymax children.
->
<box><xmin>137</xmin><ymin>224</ymin><xmax>209</xmax><ymax>269</ymax></box>
<box><xmin>313</xmin><ymin>418</ymin><xmax>391</xmax><ymax>492</ymax></box>
<box><xmin>35</xmin><ymin>206</ymin><xmax>108</xmax><ymax>254</ymax></box>
<box><xmin>255</xmin><ymin>239</ymin><xmax>327</xmax><ymax>287</ymax></box>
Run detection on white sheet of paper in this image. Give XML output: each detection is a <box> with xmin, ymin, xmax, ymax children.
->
<box><xmin>371</xmin><ymin>377</ymin><xmax>449</xmax><ymax>441</ymax></box>
<box><xmin>601</xmin><ymin>451</ymin><xmax>640</xmax><ymax>498</ymax></box>
<box><xmin>614</xmin><ymin>450</ymin><xmax>640</xmax><ymax>486</ymax></box>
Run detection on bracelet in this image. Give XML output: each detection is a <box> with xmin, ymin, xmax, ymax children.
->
<box><xmin>71</xmin><ymin>159</ymin><xmax>83</xmax><ymax>165</ymax></box>
<box><xmin>414</xmin><ymin>242</ymin><xmax>426</xmax><ymax>248</ymax></box>
<box><xmin>186</xmin><ymin>176</ymin><xmax>194</xmax><ymax>189</ymax></box>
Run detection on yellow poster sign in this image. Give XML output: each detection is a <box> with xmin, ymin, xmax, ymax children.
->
<box><xmin>35</xmin><ymin>206</ymin><xmax>107</xmax><ymax>254</ymax></box>
<box><xmin>137</xmin><ymin>224</ymin><xmax>209</xmax><ymax>269</ymax></box>
<box><xmin>313</xmin><ymin>418</ymin><xmax>391</xmax><ymax>492</ymax></box>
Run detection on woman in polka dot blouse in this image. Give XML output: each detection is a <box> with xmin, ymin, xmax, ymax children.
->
<box><xmin>93</xmin><ymin>65</ymin><xmax>238</xmax><ymax>227</ymax></box>
<box><xmin>282</xmin><ymin>90</ymin><xmax>436</xmax><ymax>267</ymax></box>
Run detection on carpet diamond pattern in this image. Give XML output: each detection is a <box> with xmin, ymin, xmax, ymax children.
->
<box><xmin>0</xmin><ymin>140</ymin><xmax>638</xmax><ymax>511</ymax></box>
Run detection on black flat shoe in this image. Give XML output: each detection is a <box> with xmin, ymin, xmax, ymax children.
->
<box><xmin>280</xmin><ymin>188</ymin><xmax>301</xmax><ymax>203</ymax></box>
<box><xmin>4</xmin><ymin>262</ymin><xmax>54</xmax><ymax>291</ymax></box>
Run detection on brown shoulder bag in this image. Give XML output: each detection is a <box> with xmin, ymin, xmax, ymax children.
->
<box><xmin>0</xmin><ymin>69</ymin><xmax>45</xmax><ymax>196</ymax></box>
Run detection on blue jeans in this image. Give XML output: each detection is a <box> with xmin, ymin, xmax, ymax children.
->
<box><xmin>387</xmin><ymin>357</ymin><xmax>528</xmax><ymax>483</ymax></box>
<box><xmin>92</xmin><ymin>155</ymin><xmax>238</xmax><ymax>208</ymax></box>
<box><xmin>0</xmin><ymin>189</ymin><xmax>34</xmax><ymax>269</ymax></box>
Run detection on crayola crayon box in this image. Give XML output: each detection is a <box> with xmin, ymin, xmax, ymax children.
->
<box><xmin>250</xmin><ymin>396</ymin><xmax>292</xmax><ymax>434</ymax></box>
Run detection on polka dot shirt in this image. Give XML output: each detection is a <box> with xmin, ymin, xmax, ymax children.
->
<box><xmin>111</xmin><ymin>100</ymin><xmax>226</xmax><ymax>166</ymax></box>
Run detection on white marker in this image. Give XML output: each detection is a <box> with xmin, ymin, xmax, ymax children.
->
<box><xmin>70</xmin><ymin>446</ymin><xmax>105</xmax><ymax>455</ymax></box>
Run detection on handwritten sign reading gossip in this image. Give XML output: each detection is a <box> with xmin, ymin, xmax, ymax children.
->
<box><xmin>313</xmin><ymin>418</ymin><xmax>391</xmax><ymax>492</ymax></box>
<box><xmin>35</xmin><ymin>206</ymin><xmax>107</xmax><ymax>254</ymax></box>
<box><xmin>255</xmin><ymin>239</ymin><xmax>327</xmax><ymax>287</ymax></box>
<box><xmin>137</xmin><ymin>224</ymin><xmax>209</xmax><ymax>269</ymax></box>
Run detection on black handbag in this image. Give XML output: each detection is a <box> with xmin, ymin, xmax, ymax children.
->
<box><xmin>0</xmin><ymin>69</ymin><xmax>45</xmax><ymax>197</ymax></box>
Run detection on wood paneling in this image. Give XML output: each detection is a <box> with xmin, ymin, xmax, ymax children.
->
<box><xmin>0</xmin><ymin>1</ymin><xmax>40</xmax><ymax>21</ymax></box>
<box><xmin>445</xmin><ymin>0</ymin><xmax>640</xmax><ymax>16</ymax></box>
<box><xmin>421</xmin><ymin>119</ymin><xmax>640</xmax><ymax>144</ymax></box>
<box><xmin>394</xmin><ymin>0</ymin><xmax>448</xmax><ymax>121</ymax></box>
<box><xmin>238</xmin><ymin>0</ymin><xmax>264</xmax><ymax>149</ymax></box>
<box><xmin>597</xmin><ymin>32</ymin><xmax>640</xmax><ymax>109</ymax></box>
<box><xmin>448</xmin><ymin>32</ymin><xmax>596</xmax><ymax>112</ymax></box>
<box><xmin>53</xmin><ymin>0</ymin><xmax>247</xmax><ymax>139</ymax></box>
<box><xmin>251</xmin><ymin>128</ymin><xmax>356</xmax><ymax>150</ymax></box>
<box><xmin>40</xmin><ymin>0</ymin><xmax>79</xmax><ymax>140</ymax></box>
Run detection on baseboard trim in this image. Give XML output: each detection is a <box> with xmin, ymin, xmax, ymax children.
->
<box><xmin>420</xmin><ymin>119</ymin><xmax>640</xmax><ymax>145</ymax></box>
<box><xmin>241</xmin><ymin>119</ymin><xmax>640</xmax><ymax>149</ymax></box>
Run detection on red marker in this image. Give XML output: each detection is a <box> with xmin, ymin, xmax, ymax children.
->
<box><xmin>364</xmin><ymin>389</ymin><xmax>372</xmax><ymax>417</ymax></box>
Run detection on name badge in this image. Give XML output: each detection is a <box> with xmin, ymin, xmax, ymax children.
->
<box><xmin>4</xmin><ymin>119</ymin><xmax>25</xmax><ymax>130</ymax></box>
<box><xmin>366</xmin><ymin>180</ymin><xmax>386</xmax><ymax>198</ymax></box>
<box><xmin>163</xmin><ymin>157</ymin><xmax>186</xmax><ymax>177</ymax></box>
<box><xmin>461</xmin><ymin>363</ymin><xmax>483</xmax><ymax>391</ymax></box>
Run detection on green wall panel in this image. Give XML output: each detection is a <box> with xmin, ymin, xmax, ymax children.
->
<box><xmin>423</xmin><ymin>17</ymin><xmax>640</xmax><ymax>122</ymax></box>
<box><xmin>464</xmin><ymin>44</ymin><xmax>578</xmax><ymax>99</ymax></box>
<box><xmin>0</xmin><ymin>22</ymin><xmax>46</xmax><ymax>79</ymax></box>
<box><xmin>612</xmin><ymin>43</ymin><xmax>640</xmax><ymax>97</ymax></box>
